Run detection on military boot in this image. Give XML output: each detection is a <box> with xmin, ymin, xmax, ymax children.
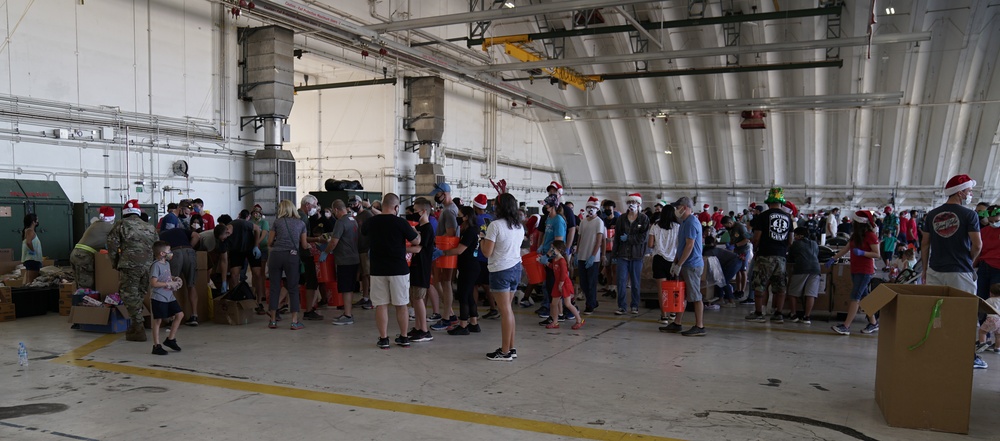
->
<box><xmin>125</xmin><ymin>321</ymin><xmax>147</xmax><ymax>342</ymax></box>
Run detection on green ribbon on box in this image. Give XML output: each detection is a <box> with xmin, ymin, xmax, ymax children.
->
<box><xmin>908</xmin><ymin>299</ymin><xmax>944</xmax><ymax>351</ymax></box>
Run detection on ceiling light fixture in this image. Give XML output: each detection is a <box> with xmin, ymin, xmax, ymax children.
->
<box><xmin>503</xmin><ymin>2</ymin><xmax>515</xmax><ymax>8</ymax></box>
<box><xmin>564</xmin><ymin>115</ymin><xmax>572</xmax><ymax>121</ymax></box>
<box><xmin>885</xmin><ymin>7</ymin><xmax>895</xmax><ymax>14</ymax></box>
<box><xmin>664</xmin><ymin>150</ymin><xmax>672</xmax><ymax>155</ymax></box>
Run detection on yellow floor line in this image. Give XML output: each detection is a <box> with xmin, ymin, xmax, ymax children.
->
<box><xmin>52</xmin><ymin>335</ymin><xmax>686</xmax><ymax>441</ymax></box>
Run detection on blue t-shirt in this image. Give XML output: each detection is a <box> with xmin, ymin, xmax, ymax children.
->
<box><xmin>923</xmin><ymin>203</ymin><xmax>980</xmax><ymax>273</ymax></box>
<box><xmin>540</xmin><ymin>214</ymin><xmax>567</xmax><ymax>254</ymax></box>
<box><xmin>676</xmin><ymin>215</ymin><xmax>704</xmax><ymax>268</ymax></box>
<box><xmin>159</xmin><ymin>212</ymin><xmax>180</xmax><ymax>230</ymax></box>
<box><xmin>475</xmin><ymin>213</ymin><xmax>494</xmax><ymax>262</ymax></box>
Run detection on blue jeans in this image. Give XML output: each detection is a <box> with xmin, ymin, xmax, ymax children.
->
<box><xmin>577</xmin><ymin>260</ymin><xmax>599</xmax><ymax>309</ymax></box>
<box><xmin>616</xmin><ymin>258</ymin><xmax>643</xmax><ymax>310</ymax></box>
<box><xmin>715</xmin><ymin>260</ymin><xmax>743</xmax><ymax>301</ymax></box>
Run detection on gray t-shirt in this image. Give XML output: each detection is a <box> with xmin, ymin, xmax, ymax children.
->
<box><xmin>149</xmin><ymin>260</ymin><xmax>176</xmax><ymax>303</ymax></box>
<box><xmin>437</xmin><ymin>203</ymin><xmax>459</xmax><ymax>237</ymax></box>
<box><xmin>330</xmin><ymin>215</ymin><xmax>360</xmax><ymax>265</ymax></box>
<box><xmin>271</xmin><ymin>217</ymin><xmax>307</xmax><ymax>253</ymax></box>
<box><xmin>355</xmin><ymin>209</ymin><xmax>375</xmax><ymax>253</ymax></box>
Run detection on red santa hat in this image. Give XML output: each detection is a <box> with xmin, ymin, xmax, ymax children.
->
<box><xmin>547</xmin><ymin>181</ymin><xmax>564</xmax><ymax>195</ymax></box>
<box><xmin>586</xmin><ymin>196</ymin><xmax>600</xmax><ymax>208</ymax></box>
<box><xmin>944</xmin><ymin>174</ymin><xmax>976</xmax><ymax>195</ymax></box>
<box><xmin>852</xmin><ymin>210</ymin><xmax>875</xmax><ymax>225</ymax></box>
<box><xmin>782</xmin><ymin>201</ymin><xmax>799</xmax><ymax>217</ymax></box>
<box><xmin>473</xmin><ymin>194</ymin><xmax>488</xmax><ymax>210</ymax></box>
<box><xmin>122</xmin><ymin>199</ymin><xmax>141</xmax><ymax>216</ymax></box>
<box><xmin>98</xmin><ymin>206</ymin><xmax>116</xmax><ymax>222</ymax></box>
<box><xmin>525</xmin><ymin>214</ymin><xmax>541</xmax><ymax>235</ymax></box>
<box><xmin>703</xmin><ymin>203</ymin><xmax>710</xmax><ymax>210</ymax></box>
<box><xmin>626</xmin><ymin>193</ymin><xmax>642</xmax><ymax>205</ymax></box>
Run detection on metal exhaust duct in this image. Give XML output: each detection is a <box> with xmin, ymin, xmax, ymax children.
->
<box><xmin>407</xmin><ymin>77</ymin><xmax>446</xmax><ymax>196</ymax></box>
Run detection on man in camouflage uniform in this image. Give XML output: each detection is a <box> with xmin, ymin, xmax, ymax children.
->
<box><xmin>70</xmin><ymin>206</ymin><xmax>116</xmax><ymax>290</ymax></box>
<box><xmin>107</xmin><ymin>200</ymin><xmax>156</xmax><ymax>342</ymax></box>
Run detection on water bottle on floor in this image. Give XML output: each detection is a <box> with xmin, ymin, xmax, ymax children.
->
<box><xmin>18</xmin><ymin>342</ymin><xmax>28</xmax><ymax>367</ymax></box>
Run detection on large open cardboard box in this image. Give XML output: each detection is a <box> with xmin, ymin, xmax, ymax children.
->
<box><xmin>67</xmin><ymin>305</ymin><xmax>131</xmax><ymax>333</ymax></box>
<box><xmin>860</xmin><ymin>283</ymin><xmax>1000</xmax><ymax>434</ymax></box>
<box><xmin>94</xmin><ymin>253</ymin><xmax>120</xmax><ymax>295</ymax></box>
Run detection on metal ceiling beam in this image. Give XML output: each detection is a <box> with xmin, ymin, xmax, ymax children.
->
<box><xmin>570</xmin><ymin>92</ymin><xmax>905</xmax><ymax>112</ymax></box>
<box><xmin>364</xmin><ymin>0</ymin><xmax>663</xmax><ymax>33</ymax></box>
<box><xmin>598</xmin><ymin>60</ymin><xmax>842</xmax><ymax>81</ymax></box>
<box><xmin>294</xmin><ymin>78</ymin><xmax>398</xmax><ymax>92</ymax></box>
<box><xmin>614</xmin><ymin>6</ymin><xmax>663</xmax><ymax>50</ymax></box>
<box><xmin>467</xmin><ymin>4</ymin><xmax>843</xmax><ymax>47</ymax></box>
<box><xmin>474</xmin><ymin>32</ymin><xmax>931</xmax><ymax>72</ymax></box>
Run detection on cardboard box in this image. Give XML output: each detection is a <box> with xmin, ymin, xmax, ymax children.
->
<box><xmin>175</xmin><ymin>269</ymin><xmax>211</xmax><ymax>320</ymax></box>
<box><xmin>94</xmin><ymin>253</ymin><xmax>120</xmax><ymax>295</ymax></box>
<box><xmin>42</xmin><ymin>259</ymin><xmax>54</xmax><ymax>267</ymax></box>
<box><xmin>3</xmin><ymin>278</ymin><xmax>24</xmax><ymax>288</ymax></box>
<box><xmin>58</xmin><ymin>283</ymin><xmax>75</xmax><ymax>316</ymax></box>
<box><xmin>212</xmin><ymin>298</ymin><xmax>256</xmax><ymax>325</ymax></box>
<box><xmin>67</xmin><ymin>305</ymin><xmax>131</xmax><ymax>333</ymax></box>
<box><xmin>0</xmin><ymin>248</ymin><xmax>12</xmax><ymax>262</ymax></box>
<box><xmin>0</xmin><ymin>302</ymin><xmax>14</xmax><ymax>322</ymax></box>
<box><xmin>860</xmin><ymin>284</ymin><xmax>1000</xmax><ymax>434</ymax></box>
<box><xmin>0</xmin><ymin>286</ymin><xmax>10</xmax><ymax>303</ymax></box>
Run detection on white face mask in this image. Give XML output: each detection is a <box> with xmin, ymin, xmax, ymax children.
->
<box><xmin>586</xmin><ymin>207</ymin><xmax>598</xmax><ymax>217</ymax></box>
<box><xmin>991</xmin><ymin>221</ymin><xmax>1000</xmax><ymax>228</ymax></box>
<box><xmin>965</xmin><ymin>192</ymin><xmax>973</xmax><ymax>205</ymax></box>
<box><xmin>627</xmin><ymin>202</ymin><xmax>639</xmax><ymax>212</ymax></box>
<box><xmin>308</xmin><ymin>207</ymin><xmax>318</xmax><ymax>216</ymax></box>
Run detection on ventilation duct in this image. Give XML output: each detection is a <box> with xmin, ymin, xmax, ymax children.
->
<box><xmin>406</xmin><ymin>77</ymin><xmax>446</xmax><ymax>196</ymax></box>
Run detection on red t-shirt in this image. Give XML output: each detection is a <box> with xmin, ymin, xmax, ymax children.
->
<box><xmin>979</xmin><ymin>226</ymin><xmax>1000</xmax><ymax>269</ymax></box>
<box><xmin>698</xmin><ymin>211</ymin><xmax>712</xmax><ymax>226</ymax></box>
<box><xmin>712</xmin><ymin>211</ymin><xmax>724</xmax><ymax>230</ymax></box>
<box><xmin>849</xmin><ymin>231</ymin><xmax>879</xmax><ymax>275</ymax></box>
<box><xmin>549</xmin><ymin>258</ymin><xmax>574</xmax><ymax>298</ymax></box>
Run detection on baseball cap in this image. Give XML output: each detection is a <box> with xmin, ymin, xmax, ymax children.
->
<box><xmin>671</xmin><ymin>197</ymin><xmax>693</xmax><ymax>208</ymax></box>
<box><xmin>430</xmin><ymin>182</ymin><xmax>452</xmax><ymax>195</ymax></box>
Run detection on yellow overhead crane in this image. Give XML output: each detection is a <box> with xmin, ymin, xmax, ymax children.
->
<box><xmin>482</xmin><ymin>35</ymin><xmax>602</xmax><ymax>91</ymax></box>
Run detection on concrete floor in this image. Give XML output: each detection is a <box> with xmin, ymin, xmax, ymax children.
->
<box><xmin>1</xmin><ymin>302</ymin><xmax>998</xmax><ymax>441</ymax></box>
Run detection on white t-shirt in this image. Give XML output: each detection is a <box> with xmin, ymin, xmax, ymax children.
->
<box><xmin>484</xmin><ymin>219</ymin><xmax>524</xmax><ymax>273</ymax></box>
<box><xmin>576</xmin><ymin>216</ymin><xmax>607</xmax><ymax>262</ymax></box>
<box><xmin>648</xmin><ymin>223</ymin><xmax>680</xmax><ymax>261</ymax></box>
<box><xmin>826</xmin><ymin>213</ymin><xmax>839</xmax><ymax>235</ymax></box>
<box><xmin>986</xmin><ymin>296</ymin><xmax>1000</xmax><ymax>319</ymax></box>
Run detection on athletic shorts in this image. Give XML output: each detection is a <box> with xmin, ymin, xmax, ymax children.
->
<box><xmin>23</xmin><ymin>260</ymin><xmax>41</xmax><ymax>271</ymax></box>
<box><xmin>652</xmin><ymin>255</ymin><xmax>673</xmax><ymax>280</ymax></box>
<box><xmin>370</xmin><ymin>275</ymin><xmax>409</xmax><ymax>306</ymax></box>
<box><xmin>336</xmin><ymin>264</ymin><xmax>359</xmax><ymax>293</ymax></box>
<box><xmin>151</xmin><ymin>299</ymin><xmax>183</xmax><ymax>320</ymax></box>
<box><xmin>787</xmin><ymin>274</ymin><xmax>821</xmax><ymax>298</ymax></box>
<box><xmin>229</xmin><ymin>249</ymin><xmax>262</xmax><ymax>269</ymax></box>
<box><xmin>410</xmin><ymin>286</ymin><xmax>427</xmax><ymax>300</ymax></box>
<box><xmin>750</xmin><ymin>255</ymin><xmax>787</xmax><ymax>293</ymax></box>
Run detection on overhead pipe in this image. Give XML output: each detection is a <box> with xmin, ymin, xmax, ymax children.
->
<box><xmin>294</xmin><ymin>78</ymin><xmax>398</xmax><ymax>92</ymax></box>
<box><xmin>596</xmin><ymin>60</ymin><xmax>842</xmax><ymax>81</ymax></box>
<box><xmin>569</xmin><ymin>92</ymin><xmax>904</xmax><ymax>113</ymax></box>
<box><xmin>466</xmin><ymin>4</ymin><xmax>844</xmax><ymax>47</ymax></box>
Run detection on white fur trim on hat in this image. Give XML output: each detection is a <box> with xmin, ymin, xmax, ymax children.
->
<box><xmin>473</xmin><ymin>194</ymin><xmax>488</xmax><ymax>209</ymax></box>
<box><xmin>586</xmin><ymin>196</ymin><xmax>599</xmax><ymax>208</ymax></box>
<box><xmin>122</xmin><ymin>199</ymin><xmax>141</xmax><ymax>216</ymax></box>
<box><xmin>852</xmin><ymin>210</ymin><xmax>872</xmax><ymax>224</ymax></box>
<box><xmin>626</xmin><ymin>193</ymin><xmax>642</xmax><ymax>204</ymax></box>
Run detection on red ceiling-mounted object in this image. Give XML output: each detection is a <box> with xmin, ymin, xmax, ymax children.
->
<box><xmin>740</xmin><ymin>110</ymin><xmax>767</xmax><ymax>129</ymax></box>
<box><xmin>378</xmin><ymin>47</ymin><xmax>388</xmax><ymax>57</ymax></box>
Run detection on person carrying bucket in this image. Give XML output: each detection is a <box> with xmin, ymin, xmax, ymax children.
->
<box><xmin>659</xmin><ymin>197</ymin><xmax>706</xmax><ymax>336</ymax></box>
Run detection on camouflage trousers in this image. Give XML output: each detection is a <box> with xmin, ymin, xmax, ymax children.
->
<box><xmin>119</xmin><ymin>267</ymin><xmax>150</xmax><ymax>323</ymax></box>
<box><xmin>69</xmin><ymin>249</ymin><xmax>95</xmax><ymax>290</ymax></box>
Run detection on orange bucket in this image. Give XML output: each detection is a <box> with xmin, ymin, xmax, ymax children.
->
<box><xmin>324</xmin><ymin>258</ymin><xmax>342</xmax><ymax>307</ymax></box>
<box><xmin>606</xmin><ymin>228</ymin><xmax>615</xmax><ymax>252</ymax></box>
<box><xmin>521</xmin><ymin>252</ymin><xmax>545</xmax><ymax>285</ymax></box>
<box><xmin>314</xmin><ymin>252</ymin><xmax>334</xmax><ymax>283</ymax></box>
<box><xmin>660</xmin><ymin>280</ymin><xmax>685</xmax><ymax>313</ymax></box>
<box><xmin>435</xmin><ymin>236</ymin><xmax>459</xmax><ymax>269</ymax></box>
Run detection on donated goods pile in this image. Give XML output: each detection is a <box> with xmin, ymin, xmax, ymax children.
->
<box><xmin>67</xmin><ymin>288</ymin><xmax>132</xmax><ymax>333</ymax></box>
<box><xmin>0</xmin><ymin>265</ymin><xmax>75</xmax><ymax>288</ymax></box>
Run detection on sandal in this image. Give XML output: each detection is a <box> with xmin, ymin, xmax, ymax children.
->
<box><xmin>571</xmin><ymin>320</ymin><xmax>585</xmax><ymax>330</ymax></box>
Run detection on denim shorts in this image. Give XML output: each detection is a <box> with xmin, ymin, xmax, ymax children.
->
<box><xmin>850</xmin><ymin>273</ymin><xmax>874</xmax><ymax>301</ymax></box>
<box><xmin>489</xmin><ymin>263</ymin><xmax>522</xmax><ymax>292</ymax></box>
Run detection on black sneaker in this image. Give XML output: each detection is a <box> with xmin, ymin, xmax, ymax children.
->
<box><xmin>254</xmin><ymin>304</ymin><xmax>266</xmax><ymax>315</ymax></box>
<box><xmin>152</xmin><ymin>344</ymin><xmax>168</xmax><ymax>355</ymax></box>
<box><xmin>184</xmin><ymin>316</ymin><xmax>199</xmax><ymax>327</ymax></box>
<box><xmin>377</xmin><ymin>337</ymin><xmax>390</xmax><ymax>349</ymax></box>
<box><xmin>303</xmin><ymin>310</ymin><xmax>324</xmax><ymax>321</ymax></box>
<box><xmin>557</xmin><ymin>314</ymin><xmax>566</xmax><ymax>322</ymax></box>
<box><xmin>680</xmin><ymin>326</ymin><xmax>706</xmax><ymax>337</ymax></box>
<box><xmin>770</xmin><ymin>313</ymin><xmax>784</xmax><ymax>324</ymax></box>
<box><xmin>659</xmin><ymin>323</ymin><xmax>683</xmax><ymax>333</ymax></box>
<box><xmin>163</xmin><ymin>338</ymin><xmax>181</xmax><ymax>351</ymax></box>
<box><xmin>468</xmin><ymin>323</ymin><xmax>481</xmax><ymax>333</ymax></box>
<box><xmin>801</xmin><ymin>316</ymin><xmax>812</xmax><ymax>325</ymax></box>
<box><xmin>482</xmin><ymin>309</ymin><xmax>500</xmax><ymax>319</ymax></box>
<box><xmin>411</xmin><ymin>330</ymin><xmax>434</xmax><ymax>342</ymax></box>
<box><xmin>426</xmin><ymin>312</ymin><xmax>442</xmax><ymax>322</ymax></box>
<box><xmin>509</xmin><ymin>348</ymin><xmax>518</xmax><ymax>358</ymax></box>
<box><xmin>583</xmin><ymin>307</ymin><xmax>594</xmax><ymax>315</ymax></box>
<box><xmin>447</xmin><ymin>325</ymin><xmax>470</xmax><ymax>335</ymax></box>
<box><xmin>486</xmin><ymin>348</ymin><xmax>513</xmax><ymax>361</ymax></box>
<box><xmin>538</xmin><ymin>317</ymin><xmax>554</xmax><ymax>326</ymax></box>
<box><xmin>394</xmin><ymin>335</ymin><xmax>411</xmax><ymax>347</ymax></box>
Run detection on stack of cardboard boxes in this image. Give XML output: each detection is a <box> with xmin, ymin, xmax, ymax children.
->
<box><xmin>0</xmin><ymin>286</ymin><xmax>15</xmax><ymax>322</ymax></box>
<box><xmin>58</xmin><ymin>282</ymin><xmax>74</xmax><ymax>316</ymax></box>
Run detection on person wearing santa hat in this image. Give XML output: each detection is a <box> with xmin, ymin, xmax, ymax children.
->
<box><xmin>472</xmin><ymin>194</ymin><xmax>499</xmax><ymax>319</ymax></box>
<box><xmin>697</xmin><ymin>203</ymin><xmax>712</xmax><ymax>230</ymax></box>
<box><xmin>611</xmin><ymin>193</ymin><xmax>650</xmax><ymax>315</ymax></box>
<box><xmin>880</xmin><ymin>205</ymin><xmax>899</xmax><ymax>269</ymax></box>
<box><xmin>107</xmin><ymin>199</ymin><xmax>157</xmax><ymax>342</ymax></box>
<box><xmin>70</xmin><ymin>206</ymin><xmax>117</xmax><ymax>290</ymax></box>
<box><xmin>576</xmin><ymin>196</ymin><xmax>607</xmax><ymax>314</ymax></box>
<box><xmin>746</xmin><ymin>188</ymin><xmax>793</xmax><ymax>325</ymax></box>
<box><xmin>826</xmin><ymin>210</ymin><xmax>881</xmax><ymax>336</ymax></box>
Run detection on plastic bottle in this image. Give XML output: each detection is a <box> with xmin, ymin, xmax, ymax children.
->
<box><xmin>18</xmin><ymin>342</ymin><xmax>28</xmax><ymax>367</ymax></box>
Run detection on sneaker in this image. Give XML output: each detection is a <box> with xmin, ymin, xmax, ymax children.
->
<box><xmin>430</xmin><ymin>319</ymin><xmax>453</xmax><ymax>331</ymax></box>
<box><xmin>770</xmin><ymin>313</ymin><xmax>784</xmax><ymax>324</ymax></box>
<box><xmin>332</xmin><ymin>315</ymin><xmax>354</xmax><ymax>325</ymax></box>
<box><xmin>860</xmin><ymin>323</ymin><xmax>879</xmax><ymax>334</ymax></box>
<box><xmin>185</xmin><ymin>316</ymin><xmax>199</xmax><ymax>327</ymax></box>
<box><xmin>486</xmin><ymin>348</ymin><xmax>513</xmax><ymax>361</ymax></box>
<box><xmin>659</xmin><ymin>323</ymin><xmax>683</xmax><ymax>333</ymax></box>
<box><xmin>447</xmin><ymin>325</ymin><xmax>470</xmax><ymax>335</ymax></box>
<box><xmin>377</xmin><ymin>337</ymin><xmax>390</xmax><ymax>349</ymax></box>
<box><xmin>614</xmin><ymin>308</ymin><xmax>626</xmax><ymax>315</ymax></box>
<box><xmin>722</xmin><ymin>302</ymin><xmax>737</xmax><ymax>308</ymax></box>
<box><xmin>152</xmin><ymin>344</ymin><xmax>168</xmax><ymax>355</ymax></box>
<box><xmin>583</xmin><ymin>307</ymin><xmax>594</xmax><ymax>315</ymax></box>
<box><xmin>976</xmin><ymin>342</ymin><xmax>992</xmax><ymax>353</ymax></box>
<box><xmin>565</xmin><ymin>312</ymin><xmax>576</xmax><ymax>321</ymax></box>
<box><xmin>254</xmin><ymin>304</ymin><xmax>266</xmax><ymax>315</ymax></box>
<box><xmin>290</xmin><ymin>322</ymin><xmax>305</xmax><ymax>330</ymax></box>
<box><xmin>557</xmin><ymin>314</ymin><xmax>566</xmax><ymax>322</ymax></box>
<box><xmin>630</xmin><ymin>307</ymin><xmax>639</xmax><ymax>315</ymax></box>
<box><xmin>538</xmin><ymin>317</ymin><xmax>554</xmax><ymax>326</ymax></box>
<box><xmin>680</xmin><ymin>326</ymin><xmax>706</xmax><ymax>337</ymax></box>
<box><xmin>545</xmin><ymin>322</ymin><xmax>560</xmax><ymax>329</ymax></box>
<box><xmin>659</xmin><ymin>315</ymin><xmax>671</xmax><ymax>324</ymax></box>
<box><xmin>536</xmin><ymin>308</ymin><xmax>550</xmax><ymax>318</ymax></box>
<box><xmin>407</xmin><ymin>327</ymin><xmax>419</xmax><ymax>337</ymax></box>
<box><xmin>359</xmin><ymin>298</ymin><xmax>374</xmax><ymax>310</ymax></box>
<box><xmin>408</xmin><ymin>307</ymin><xmax>415</xmax><ymax>320</ymax></box>
<box><xmin>482</xmin><ymin>309</ymin><xmax>500</xmax><ymax>319</ymax></box>
<box><xmin>519</xmin><ymin>298</ymin><xmax>534</xmax><ymax>308</ymax></box>
<box><xmin>745</xmin><ymin>313</ymin><xmax>766</xmax><ymax>323</ymax></box>
<box><xmin>468</xmin><ymin>323</ymin><xmax>481</xmax><ymax>333</ymax></box>
<box><xmin>509</xmin><ymin>348</ymin><xmax>518</xmax><ymax>358</ymax></box>
<box><xmin>303</xmin><ymin>310</ymin><xmax>324</xmax><ymax>321</ymax></box>
<box><xmin>268</xmin><ymin>321</ymin><xmax>277</xmax><ymax>329</ymax></box>
<box><xmin>704</xmin><ymin>304</ymin><xmax>721</xmax><ymax>311</ymax></box>
<box><xmin>831</xmin><ymin>324</ymin><xmax>851</xmax><ymax>335</ymax></box>
<box><xmin>801</xmin><ymin>316</ymin><xmax>812</xmax><ymax>325</ymax></box>
<box><xmin>571</xmin><ymin>320</ymin><xmax>585</xmax><ymax>330</ymax></box>
<box><xmin>790</xmin><ymin>315</ymin><xmax>802</xmax><ymax>323</ymax></box>
<box><xmin>974</xmin><ymin>355</ymin><xmax>988</xmax><ymax>369</ymax></box>
<box><xmin>426</xmin><ymin>313</ymin><xmax>442</xmax><ymax>322</ymax></box>
<box><xmin>163</xmin><ymin>338</ymin><xmax>181</xmax><ymax>351</ymax></box>
<box><xmin>411</xmin><ymin>330</ymin><xmax>434</xmax><ymax>342</ymax></box>
<box><xmin>394</xmin><ymin>335</ymin><xmax>410</xmax><ymax>347</ymax></box>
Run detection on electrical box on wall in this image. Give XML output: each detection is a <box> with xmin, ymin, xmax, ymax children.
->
<box><xmin>52</xmin><ymin>129</ymin><xmax>69</xmax><ymax>139</ymax></box>
<box><xmin>282</xmin><ymin>124</ymin><xmax>291</xmax><ymax>142</ymax></box>
<box><xmin>100</xmin><ymin>127</ymin><xmax>115</xmax><ymax>140</ymax></box>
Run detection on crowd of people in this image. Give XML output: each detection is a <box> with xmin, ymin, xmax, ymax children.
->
<box><xmin>24</xmin><ymin>174</ymin><xmax>991</xmax><ymax>366</ymax></box>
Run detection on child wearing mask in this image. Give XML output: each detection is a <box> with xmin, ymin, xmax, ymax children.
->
<box><xmin>539</xmin><ymin>240</ymin><xmax>584</xmax><ymax>329</ymax></box>
<box><xmin>827</xmin><ymin>210</ymin><xmax>880</xmax><ymax>335</ymax></box>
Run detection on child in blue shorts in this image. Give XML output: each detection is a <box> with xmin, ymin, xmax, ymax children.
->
<box><xmin>149</xmin><ymin>241</ymin><xmax>185</xmax><ymax>355</ymax></box>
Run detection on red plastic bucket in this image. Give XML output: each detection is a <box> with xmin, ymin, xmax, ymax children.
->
<box><xmin>314</xmin><ymin>251</ymin><xmax>334</xmax><ymax>283</ymax></box>
<box><xmin>606</xmin><ymin>228</ymin><xmax>615</xmax><ymax>252</ymax></box>
<box><xmin>660</xmin><ymin>280</ymin><xmax>685</xmax><ymax>313</ymax></box>
<box><xmin>521</xmin><ymin>252</ymin><xmax>545</xmax><ymax>285</ymax></box>
<box><xmin>435</xmin><ymin>236</ymin><xmax>459</xmax><ymax>269</ymax></box>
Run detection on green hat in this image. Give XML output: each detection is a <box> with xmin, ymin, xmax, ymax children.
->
<box><xmin>764</xmin><ymin>187</ymin><xmax>785</xmax><ymax>204</ymax></box>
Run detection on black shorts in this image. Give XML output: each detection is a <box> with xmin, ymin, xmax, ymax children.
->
<box><xmin>23</xmin><ymin>260</ymin><xmax>41</xmax><ymax>271</ymax></box>
<box><xmin>476</xmin><ymin>261</ymin><xmax>491</xmax><ymax>285</ymax></box>
<box><xmin>336</xmin><ymin>263</ymin><xmax>359</xmax><ymax>293</ymax></box>
<box><xmin>300</xmin><ymin>251</ymin><xmax>318</xmax><ymax>289</ymax></box>
<box><xmin>151</xmin><ymin>299</ymin><xmax>183</xmax><ymax>319</ymax></box>
<box><xmin>652</xmin><ymin>255</ymin><xmax>674</xmax><ymax>280</ymax></box>
<box><xmin>229</xmin><ymin>249</ymin><xmax>262</xmax><ymax>269</ymax></box>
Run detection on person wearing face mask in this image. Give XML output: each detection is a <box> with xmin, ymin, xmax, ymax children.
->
<box><xmin>599</xmin><ymin>200</ymin><xmax>620</xmax><ymax>298</ymax></box>
<box><xmin>158</xmin><ymin>213</ymin><xmax>201</xmax><ymax>326</ymax></box>
<box><xmin>178</xmin><ymin>200</ymin><xmax>194</xmax><ymax>230</ymax></box>
<box><xmin>577</xmin><ymin>197</ymin><xmax>607</xmax><ymax>314</ymax></box>
<box><xmin>429</xmin><ymin>182</ymin><xmax>460</xmax><ymax>331</ymax></box>
<box><xmin>611</xmin><ymin>193</ymin><xmax>650</xmax><ymax>315</ymax></box>
<box><xmin>250</xmin><ymin>204</ymin><xmax>270</xmax><ymax>303</ymax></box>
<box><xmin>977</xmin><ymin>202</ymin><xmax>991</xmax><ymax>229</ymax></box>
<box><xmin>297</xmin><ymin>194</ymin><xmax>328</xmax><ymax>320</ymax></box>
<box><xmin>536</xmin><ymin>194</ymin><xmax>567</xmax><ymax>319</ymax></box>
<box><xmin>975</xmin><ymin>205</ymin><xmax>1000</xmax><ymax>302</ymax></box>
<box><xmin>21</xmin><ymin>213</ymin><xmax>43</xmax><ymax>284</ymax></box>
<box><xmin>192</xmin><ymin>198</ymin><xmax>215</xmax><ymax>230</ymax></box>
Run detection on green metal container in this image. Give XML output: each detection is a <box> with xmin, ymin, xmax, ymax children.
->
<box><xmin>0</xmin><ymin>179</ymin><xmax>73</xmax><ymax>263</ymax></box>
